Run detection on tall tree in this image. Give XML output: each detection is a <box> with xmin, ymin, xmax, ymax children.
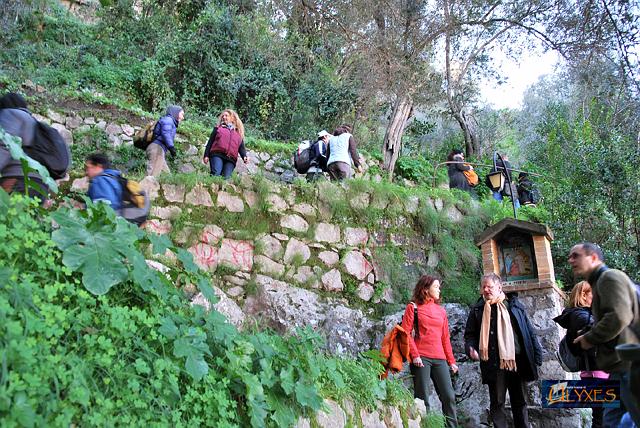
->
<box><xmin>315</xmin><ymin>0</ymin><xmax>446</xmax><ymax>178</ymax></box>
<box><xmin>442</xmin><ymin>0</ymin><xmax>564</xmax><ymax>157</ymax></box>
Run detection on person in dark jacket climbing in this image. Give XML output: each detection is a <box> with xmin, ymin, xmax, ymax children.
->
<box><xmin>0</xmin><ymin>92</ymin><xmax>49</xmax><ymax>200</ymax></box>
<box><xmin>446</xmin><ymin>149</ymin><xmax>476</xmax><ymax>196</ymax></box>
<box><xmin>306</xmin><ymin>130</ymin><xmax>330</xmax><ymax>182</ymax></box>
<box><xmin>517</xmin><ymin>172</ymin><xmax>538</xmax><ymax>206</ymax></box>
<box><xmin>146</xmin><ymin>105</ymin><xmax>184</xmax><ymax>177</ymax></box>
<box><xmin>203</xmin><ymin>109</ymin><xmax>247</xmax><ymax>179</ymax></box>
<box><xmin>553</xmin><ymin>281</ymin><xmax>607</xmax><ymax>428</ymax></box>
<box><xmin>464</xmin><ymin>273</ymin><xmax>542</xmax><ymax>428</ymax></box>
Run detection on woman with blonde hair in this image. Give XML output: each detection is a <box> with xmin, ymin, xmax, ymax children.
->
<box><xmin>203</xmin><ymin>109</ymin><xmax>247</xmax><ymax>179</ymax></box>
<box><xmin>402</xmin><ymin>275</ymin><xmax>459</xmax><ymax>428</ymax></box>
<box><xmin>553</xmin><ymin>281</ymin><xmax>608</xmax><ymax>428</ymax></box>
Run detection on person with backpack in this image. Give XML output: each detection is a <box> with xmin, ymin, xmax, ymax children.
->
<box><xmin>85</xmin><ymin>153</ymin><xmax>124</xmax><ymax>211</ymax></box>
<box><xmin>325</xmin><ymin>124</ymin><xmax>361</xmax><ymax>181</ymax></box>
<box><xmin>446</xmin><ymin>149</ymin><xmax>477</xmax><ymax>196</ymax></box>
<box><xmin>306</xmin><ymin>130</ymin><xmax>330</xmax><ymax>182</ymax></box>
<box><xmin>486</xmin><ymin>153</ymin><xmax>519</xmax><ymax>208</ymax></box>
<box><xmin>401</xmin><ymin>275</ymin><xmax>459</xmax><ymax>428</ymax></box>
<box><xmin>146</xmin><ymin>105</ymin><xmax>184</xmax><ymax>177</ymax></box>
<box><xmin>569</xmin><ymin>243</ymin><xmax>640</xmax><ymax>427</ymax></box>
<box><xmin>203</xmin><ymin>109</ymin><xmax>247</xmax><ymax>179</ymax></box>
<box><xmin>553</xmin><ymin>281</ymin><xmax>607</xmax><ymax>428</ymax></box>
<box><xmin>464</xmin><ymin>273</ymin><xmax>542</xmax><ymax>428</ymax></box>
<box><xmin>516</xmin><ymin>173</ymin><xmax>540</xmax><ymax>206</ymax></box>
<box><xmin>85</xmin><ymin>153</ymin><xmax>149</xmax><ymax>225</ymax></box>
<box><xmin>0</xmin><ymin>92</ymin><xmax>58</xmax><ymax>202</ymax></box>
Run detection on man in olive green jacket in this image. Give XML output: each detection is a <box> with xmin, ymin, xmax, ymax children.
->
<box><xmin>570</xmin><ymin>242</ymin><xmax>640</xmax><ymax>427</ymax></box>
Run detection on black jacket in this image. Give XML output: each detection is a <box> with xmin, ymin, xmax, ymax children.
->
<box><xmin>553</xmin><ymin>307</ymin><xmax>598</xmax><ymax>371</ymax></box>
<box><xmin>309</xmin><ymin>139</ymin><xmax>328</xmax><ymax>170</ymax></box>
<box><xmin>447</xmin><ymin>155</ymin><xmax>473</xmax><ymax>192</ymax></box>
<box><xmin>464</xmin><ymin>294</ymin><xmax>542</xmax><ymax>384</ymax></box>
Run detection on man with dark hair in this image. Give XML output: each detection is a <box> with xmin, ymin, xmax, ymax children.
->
<box><xmin>464</xmin><ymin>273</ymin><xmax>542</xmax><ymax>428</ymax></box>
<box><xmin>569</xmin><ymin>243</ymin><xmax>640</xmax><ymax>427</ymax></box>
<box><xmin>85</xmin><ymin>153</ymin><xmax>123</xmax><ymax>211</ymax></box>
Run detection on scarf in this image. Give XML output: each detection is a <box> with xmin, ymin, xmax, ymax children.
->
<box><xmin>479</xmin><ymin>292</ymin><xmax>517</xmax><ymax>371</ymax></box>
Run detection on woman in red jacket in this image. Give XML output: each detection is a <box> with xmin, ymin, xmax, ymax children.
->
<box><xmin>402</xmin><ymin>275</ymin><xmax>459</xmax><ymax>428</ymax></box>
<box><xmin>203</xmin><ymin>109</ymin><xmax>247</xmax><ymax>179</ymax></box>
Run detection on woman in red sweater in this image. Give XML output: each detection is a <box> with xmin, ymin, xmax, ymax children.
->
<box><xmin>402</xmin><ymin>275</ymin><xmax>458</xmax><ymax>428</ymax></box>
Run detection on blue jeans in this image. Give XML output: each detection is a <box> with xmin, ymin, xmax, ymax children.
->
<box><xmin>603</xmin><ymin>372</ymin><xmax>640</xmax><ymax>428</ymax></box>
<box><xmin>209</xmin><ymin>155</ymin><xmax>235</xmax><ymax>179</ymax></box>
<box><xmin>492</xmin><ymin>191</ymin><xmax>521</xmax><ymax>208</ymax></box>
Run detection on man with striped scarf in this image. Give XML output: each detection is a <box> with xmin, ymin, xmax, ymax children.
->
<box><xmin>464</xmin><ymin>273</ymin><xmax>542</xmax><ymax>428</ymax></box>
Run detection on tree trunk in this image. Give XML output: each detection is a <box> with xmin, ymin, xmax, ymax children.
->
<box><xmin>452</xmin><ymin>109</ymin><xmax>479</xmax><ymax>157</ymax></box>
<box><xmin>382</xmin><ymin>95</ymin><xmax>413</xmax><ymax>180</ymax></box>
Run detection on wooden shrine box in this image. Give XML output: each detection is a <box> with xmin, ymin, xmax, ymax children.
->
<box><xmin>476</xmin><ymin>218</ymin><xmax>561</xmax><ymax>293</ymax></box>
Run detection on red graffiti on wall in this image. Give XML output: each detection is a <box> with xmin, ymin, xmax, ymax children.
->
<box><xmin>144</xmin><ymin>220</ymin><xmax>171</xmax><ymax>235</ymax></box>
<box><xmin>200</xmin><ymin>226</ymin><xmax>223</xmax><ymax>245</ymax></box>
<box><xmin>188</xmin><ymin>243</ymin><xmax>218</xmax><ymax>271</ymax></box>
<box><xmin>219</xmin><ymin>239</ymin><xmax>254</xmax><ymax>271</ymax></box>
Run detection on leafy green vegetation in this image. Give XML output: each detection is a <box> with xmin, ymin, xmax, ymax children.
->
<box><xmin>0</xmin><ymin>192</ymin><xmax>411</xmax><ymax>426</ymax></box>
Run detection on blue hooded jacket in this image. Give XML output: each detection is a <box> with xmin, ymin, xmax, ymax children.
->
<box><xmin>88</xmin><ymin>169</ymin><xmax>123</xmax><ymax>211</ymax></box>
<box><xmin>151</xmin><ymin>105</ymin><xmax>182</xmax><ymax>152</ymax></box>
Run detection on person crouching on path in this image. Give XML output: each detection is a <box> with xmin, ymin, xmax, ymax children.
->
<box><xmin>146</xmin><ymin>105</ymin><xmax>184</xmax><ymax>177</ymax></box>
<box><xmin>325</xmin><ymin>124</ymin><xmax>361</xmax><ymax>181</ymax></box>
<box><xmin>464</xmin><ymin>273</ymin><xmax>542</xmax><ymax>428</ymax></box>
<box><xmin>402</xmin><ymin>275</ymin><xmax>459</xmax><ymax>428</ymax></box>
<box><xmin>203</xmin><ymin>109</ymin><xmax>247</xmax><ymax>179</ymax></box>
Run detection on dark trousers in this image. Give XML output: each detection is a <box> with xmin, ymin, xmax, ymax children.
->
<box><xmin>327</xmin><ymin>161</ymin><xmax>351</xmax><ymax>181</ymax></box>
<box><xmin>209</xmin><ymin>155</ymin><xmax>235</xmax><ymax>179</ymax></box>
<box><xmin>410</xmin><ymin>357</ymin><xmax>458</xmax><ymax>428</ymax></box>
<box><xmin>487</xmin><ymin>369</ymin><xmax>529</xmax><ymax>428</ymax></box>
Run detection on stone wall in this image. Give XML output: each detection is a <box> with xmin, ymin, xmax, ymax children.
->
<box><xmin>296</xmin><ymin>398</ymin><xmax>426</xmax><ymax>428</ymax></box>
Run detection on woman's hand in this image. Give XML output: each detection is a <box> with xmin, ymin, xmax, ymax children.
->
<box><xmin>203</xmin><ymin>157</ymin><xmax>209</xmax><ymax>164</ymax></box>
<box><xmin>468</xmin><ymin>346</ymin><xmax>480</xmax><ymax>361</ymax></box>
<box><xmin>450</xmin><ymin>363</ymin><xmax>459</xmax><ymax>374</ymax></box>
<box><xmin>412</xmin><ymin>357</ymin><xmax>424</xmax><ymax>367</ymax></box>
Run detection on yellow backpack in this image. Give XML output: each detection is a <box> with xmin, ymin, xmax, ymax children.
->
<box><xmin>133</xmin><ymin>121</ymin><xmax>157</xmax><ymax>151</ymax></box>
<box><xmin>121</xmin><ymin>178</ymin><xmax>146</xmax><ymax>208</ymax></box>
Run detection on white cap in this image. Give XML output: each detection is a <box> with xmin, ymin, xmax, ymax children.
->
<box><xmin>317</xmin><ymin>130</ymin><xmax>331</xmax><ymax>138</ymax></box>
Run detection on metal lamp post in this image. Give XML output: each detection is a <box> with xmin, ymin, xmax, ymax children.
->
<box><xmin>488</xmin><ymin>152</ymin><xmax>518</xmax><ymax>220</ymax></box>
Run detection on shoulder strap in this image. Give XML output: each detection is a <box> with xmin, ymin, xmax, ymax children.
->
<box><xmin>411</xmin><ymin>302</ymin><xmax>420</xmax><ymax>339</ymax></box>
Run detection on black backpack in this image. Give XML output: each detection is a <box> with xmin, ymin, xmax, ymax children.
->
<box><xmin>293</xmin><ymin>141</ymin><xmax>312</xmax><ymax>174</ymax></box>
<box><xmin>24</xmin><ymin>121</ymin><xmax>71</xmax><ymax>180</ymax></box>
<box><xmin>556</xmin><ymin>336</ymin><xmax>581</xmax><ymax>372</ymax></box>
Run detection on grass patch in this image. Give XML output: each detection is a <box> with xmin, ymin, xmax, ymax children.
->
<box><xmin>247</xmin><ymin>136</ymin><xmax>295</xmax><ymax>157</ymax></box>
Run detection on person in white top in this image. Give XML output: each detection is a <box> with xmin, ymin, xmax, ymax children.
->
<box><xmin>326</xmin><ymin>124</ymin><xmax>361</xmax><ymax>180</ymax></box>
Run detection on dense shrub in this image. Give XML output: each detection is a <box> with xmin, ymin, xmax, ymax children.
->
<box><xmin>0</xmin><ymin>192</ymin><xmax>410</xmax><ymax>427</ymax></box>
